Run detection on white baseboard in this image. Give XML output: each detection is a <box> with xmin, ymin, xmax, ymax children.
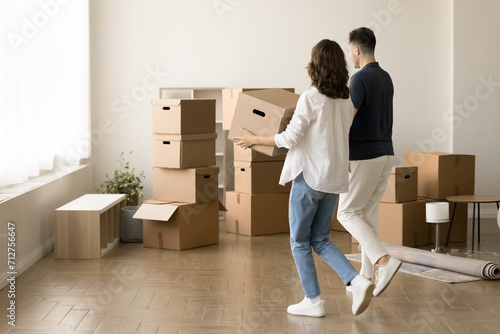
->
<box><xmin>0</xmin><ymin>237</ymin><xmax>54</xmax><ymax>290</ymax></box>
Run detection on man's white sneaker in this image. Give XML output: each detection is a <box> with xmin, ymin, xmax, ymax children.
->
<box><xmin>373</xmin><ymin>257</ymin><xmax>402</xmax><ymax>297</ymax></box>
<box><xmin>287</xmin><ymin>298</ymin><xmax>325</xmax><ymax>317</ymax></box>
<box><xmin>351</xmin><ymin>276</ymin><xmax>374</xmax><ymax>316</ymax></box>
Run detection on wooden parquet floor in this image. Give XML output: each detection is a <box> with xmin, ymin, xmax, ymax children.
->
<box><xmin>1</xmin><ymin>218</ymin><xmax>500</xmax><ymax>333</ymax></box>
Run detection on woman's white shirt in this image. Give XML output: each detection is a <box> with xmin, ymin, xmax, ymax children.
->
<box><xmin>274</xmin><ymin>87</ymin><xmax>355</xmax><ymax>193</ymax></box>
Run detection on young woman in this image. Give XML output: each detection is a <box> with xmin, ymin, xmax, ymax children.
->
<box><xmin>232</xmin><ymin>39</ymin><xmax>374</xmax><ymax>317</ymax></box>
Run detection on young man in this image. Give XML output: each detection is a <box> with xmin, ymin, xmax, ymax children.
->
<box><xmin>337</xmin><ymin>27</ymin><xmax>402</xmax><ymax>297</ymax></box>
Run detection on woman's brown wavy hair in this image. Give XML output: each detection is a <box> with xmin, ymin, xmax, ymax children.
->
<box><xmin>307</xmin><ymin>39</ymin><xmax>349</xmax><ymax>99</ymax></box>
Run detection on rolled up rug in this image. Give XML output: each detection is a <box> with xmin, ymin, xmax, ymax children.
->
<box><xmin>383</xmin><ymin>243</ymin><xmax>500</xmax><ymax>280</ymax></box>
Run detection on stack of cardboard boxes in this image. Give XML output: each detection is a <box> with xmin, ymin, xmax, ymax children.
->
<box><xmin>331</xmin><ymin>166</ymin><xmax>427</xmax><ymax>247</ymax></box>
<box><xmin>377</xmin><ymin>166</ymin><xmax>428</xmax><ymax>247</ymax></box>
<box><xmin>225</xmin><ymin>89</ymin><xmax>300</xmax><ymax>236</ymax></box>
<box><xmin>133</xmin><ymin>98</ymin><xmax>224</xmax><ymax>250</ymax></box>
<box><xmin>225</xmin><ymin>144</ymin><xmax>290</xmax><ymax>236</ymax></box>
<box><xmin>346</xmin><ymin>152</ymin><xmax>474</xmax><ymax>248</ymax></box>
<box><xmin>404</xmin><ymin>152</ymin><xmax>475</xmax><ymax>245</ymax></box>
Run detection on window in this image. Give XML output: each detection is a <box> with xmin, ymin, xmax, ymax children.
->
<box><xmin>0</xmin><ymin>0</ymin><xmax>90</xmax><ymax>186</ymax></box>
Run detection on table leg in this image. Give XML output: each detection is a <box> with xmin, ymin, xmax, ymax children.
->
<box><xmin>446</xmin><ymin>202</ymin><xmax>457</xmax><ymax>247</ymax></box>
<box><xmin>478</xmin><ymin>203</ymin><xmax>481</xmax><ymax>245</ymax></box>
<box><xmin>471</xmin><ymin>203</ymin><xmax>476</xmax><ymax>252</ymax></box>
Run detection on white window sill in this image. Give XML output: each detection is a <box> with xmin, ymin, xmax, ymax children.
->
<box><xmin>0</xmin><ymin>162</ymin><xmax>89</xmax><ymax>204</ymax></box>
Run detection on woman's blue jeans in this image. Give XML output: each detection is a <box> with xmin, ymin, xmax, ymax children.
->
<box><xmin>289</xmin><ymin>173</ymin><xmax>357</xmax><ymax>298</ymax></box>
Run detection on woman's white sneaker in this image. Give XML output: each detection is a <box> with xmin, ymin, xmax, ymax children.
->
<box><xmin>287</xmin><ymin>298</ymin><xmax>325</xmax><ymax>317</ymax></box>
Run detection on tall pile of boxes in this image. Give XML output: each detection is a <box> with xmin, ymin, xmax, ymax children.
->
<box><xmin>225</xmin><ymin>88</ymin><xmax>300</xmax><ymax>236</ymax></box>
<box><xmin>133</xmin><ymin>98</ymin><xmax>223</xmax><ymax>250</ymax></box>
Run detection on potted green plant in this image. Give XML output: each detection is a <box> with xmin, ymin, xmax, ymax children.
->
<box><xmin>98</xmin><ymin>150</ymin><xmax>145</xmax><ymax>206</ymax></box>
<box><xmin>98</xmin><ymin>151</ymin><xmax>145</xmax><ymax>243</ymax></box>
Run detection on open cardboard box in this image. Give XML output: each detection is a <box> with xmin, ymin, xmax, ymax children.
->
<box><xmin>133</xmin><ymin>199</ymin><xmax>226</xmax><ymax>250</ymax></box>
<box><xmin>228</xmin><ymin>88</ymin><xmax>300</xmax><ymax>157</ymax></box>
<box><xmin>151</xmin><ymin>98</ymin><xmax>215</xmax><ymax>134</ymax></box>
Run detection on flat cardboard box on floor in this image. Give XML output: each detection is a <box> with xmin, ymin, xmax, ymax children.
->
<box><xmin>151</xmin><ymin>99</ymin><xmax>215</xmax><ymax>134</ymax></box>
<box><xmin>404</xmin><ymin>152</ymin><xmax>475</xmax><ymax>199</ymax></box>
<box><xmin>222</xmin><ymin>88</ymin><xmax>295</xmax><ymax>130</ymax></box>
<box><xmin>381</xmin><ymin>166</ymin><xmax>418</xmax><ymax>203</ymax></box>
<box><xmin>378</xmin><ymin>199</ymin><xmax>429</xmax><ymax>247</ymax></box>
<box><xmin>421</xmin><ymin>197</ymin><xmax>468</xmax><ymax>244</ymax></box>
<box><xmin>133</xmin><ymin>200</ymin><xmax>226</xmax><ymax>250</ymax></box>
<box><xmin>225</xmin><ymin>191</ymin><xmax>289</xmax><ymax>236</ymax></box>
<box><xmin>233</xmin><ymin>142</ymin><xmax>286</xmax><ymax>162</ymax></box>
<box><xmin>153</xmin><ymin>133</ymin><xmax>216</xmax><ymax>169</ymax></box>
<box><xmin>228</xmin><ymin>88</ymin><xmax>300</xmax><ymax>156</ymax></box>
<box><xmin>234</xmin><ymin>161</ymin><xmax>290</xmax><ymax>194</ymax></box>
<box><xmin>153</xmin><ymin>166</ymin><xmax>219</xmax><ymax>203</ymax></box>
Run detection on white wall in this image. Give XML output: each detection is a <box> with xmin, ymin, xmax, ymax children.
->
<box><xmin>453</xmin><ymin>0</ymin><xmax>500</xmax><ymax>201</ymax></box>
<box><xmin>0</xmin><ymin>165</ymin><xmax>93</xmax><ymax>289</ymax></box>
<box><xmin>90</xmin><ymin>0</ymin><xmax>454</xmax><ymax>200</ymax></box>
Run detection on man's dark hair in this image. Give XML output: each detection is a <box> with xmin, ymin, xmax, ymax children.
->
<box><xmin>349</xmin><ymin>27</ymin><xmax>376</xmax><ymax>54</ymax></box>
<box><xmin>307</xmin><ymin>39</ymin><xmax>349</xmax><ymax>99</ymax></box>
